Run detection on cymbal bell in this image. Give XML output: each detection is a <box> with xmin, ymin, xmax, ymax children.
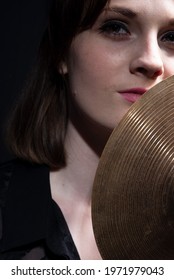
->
<box><xmin>92</xmin><ymin>75</ymin><xmax>174</xmax><ymax>259</ymax></box>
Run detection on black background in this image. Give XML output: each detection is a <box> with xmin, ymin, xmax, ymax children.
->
<box><xmin>0</xmin><ymin>0</ymin><xmax>50</xmax><ymax>163</ymax></box>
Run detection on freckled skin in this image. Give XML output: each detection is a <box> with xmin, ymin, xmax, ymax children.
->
<box><xmin>65</xmin><ymin>0</ymin><xmax>174</xmax><ymax>134</ymax></box>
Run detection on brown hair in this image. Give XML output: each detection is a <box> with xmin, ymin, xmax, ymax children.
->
<box><xmin>7</xmin><ymin>0</ymin><xmax>108</xmax><ymax>169</ymax></box>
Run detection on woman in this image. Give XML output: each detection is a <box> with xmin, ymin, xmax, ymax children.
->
<box><xmin>1</xmin><ymin>0</ymin><xmax>174</xmax><ymax>259</ymax></box>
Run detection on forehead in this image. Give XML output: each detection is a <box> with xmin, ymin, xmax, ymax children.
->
<box><xmin>107</xmin><ymin>0</ymin><xmax>174</xmax><ymax>14</ymax></box>
<box><xmin>104</xmin><ymin>0</ymin><xmax>174</xmax><ymax>26</ymax></box>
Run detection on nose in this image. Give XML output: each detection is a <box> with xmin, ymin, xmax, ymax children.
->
<box><xmin>130</xmin><ymin>39</ymin><xmax>164</xmax><ymax>79</ymax></box>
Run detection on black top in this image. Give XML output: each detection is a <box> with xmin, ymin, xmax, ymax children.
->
<box><xmin>0</xmin><ymin>159</ymin><xmax>80</xmax><ymax>260</ymax></box>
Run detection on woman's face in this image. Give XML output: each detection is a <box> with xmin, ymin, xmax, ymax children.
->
<box><xmin>66</xmin><ymin>0</ymin><xmax>174</xmax><ymax>131</ymax></box>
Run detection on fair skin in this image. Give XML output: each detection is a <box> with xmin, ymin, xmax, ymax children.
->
<box><xmin>50</xmin><ymin>0</ymin><xmax>174</xmax><ymax>259</ymax></box>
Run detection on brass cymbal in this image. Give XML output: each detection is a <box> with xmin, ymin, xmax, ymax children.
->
<box><xmin>92</xmin><ymin>75</ymin><xmax>174</xmax><ymax>259</ymax></box>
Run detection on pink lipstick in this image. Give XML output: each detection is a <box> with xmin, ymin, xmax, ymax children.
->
<box><xmin>119</xmin><ymin>88</ymin><xmax>147</xmax><ymax>103</ymax></box>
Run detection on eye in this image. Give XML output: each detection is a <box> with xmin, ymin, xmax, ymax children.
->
<box><xmin>99</xmin><ymin>20</ymin><xmax>130</xmax><ymax>39</ymax></box>
<box><xmin>161</xmin><ymin>31</ymin><xmax>174</xmax><ymax>48</ymax></box>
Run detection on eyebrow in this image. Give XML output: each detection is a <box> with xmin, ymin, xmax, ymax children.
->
<box><xmin>104</xmin><ymin>7</ymin><xmax>137</xmax><ymax>18</ymax></box>
<box><xmin>105</xmin><ymin>7</ymin><xmax>174</xmax><ymax>25</ymax></box>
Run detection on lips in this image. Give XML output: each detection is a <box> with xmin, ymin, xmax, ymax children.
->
<box><xmin>118</xmin><ymin>88</ymin><xmax>147</xmax><ymax>103</ymax></box>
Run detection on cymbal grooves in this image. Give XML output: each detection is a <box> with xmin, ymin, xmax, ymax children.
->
<box><xmin>92</xmin><ymin>76</ymin><xmax>174</xmax><ymax>259</ymax></box>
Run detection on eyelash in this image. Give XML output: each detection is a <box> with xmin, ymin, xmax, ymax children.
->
<box><xmin>98</xmin><ymin>19</ymin><xmax>174</xmax><ymax>50</ymax></box>
<box><xmin>99</xmin><ymin>20</ymin><xmax>130</xmax><ymax>39</ymax></box>
<box><xmin>161</xmin><ymin>31</ymin><xmax>174</xmax><ymax>44</ymax></box>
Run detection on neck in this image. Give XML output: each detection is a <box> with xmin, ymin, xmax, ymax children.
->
<box><xmin>50</xmin><ymin>119</ymin><xmax>110</xmax><ymax>259</ymax></box>
<box><xmin>50</xmin><ymin>99</ymin><xmax>113</xmax><ymax>203</ymax></box>
<box><xmin>51</xmin><ymin>120</ymin><xmax>100</xmax><ymax>204</ymax></box>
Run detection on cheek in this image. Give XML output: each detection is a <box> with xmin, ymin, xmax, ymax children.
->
<box><xmin>66</xmin><ymin>36</ymin><xmax>131</xmax><ymax>129</ymax></box>
<box><xmin>166</xmin><ymin>66</ymin><xmax>174</xmax><ymax>77</ymax></box>
<box><xmin>69</xmin><ymin>51</ymin><xmax>110</xmax><ymax>91</ymax></box>
<box><xmin>67</xmin><ymin>47</ymin><xmax>115</xmax><ymax>124</ymax></box>
<box><xmin>67</xmin><ymin>41</ymin><xmax>124</xmax><ymax>97</ymax></box>
<box><xmin>163</xmin><ymin>56</ymin><xmax>174</xmax><ymax>77</ymax></box>
<box><xmin>68</xmin><ymin>56</ymin><xmax>108</xmax><ymax>112</ymax></box>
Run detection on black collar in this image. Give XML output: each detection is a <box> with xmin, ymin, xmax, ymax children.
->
<box><xmin>0</xmin><ymin>159</ymin><xmax>80</xmax><ymax>259</ymax></box>
<box><xmin>1</xmin><ymin>160</ymin><xmax>51</xmax><ymax>251</ymax></box>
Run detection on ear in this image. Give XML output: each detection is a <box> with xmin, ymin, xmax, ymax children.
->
<box><xmin>58</xmin><ymin>61</ymin><xmax>68</xmax><ymax>75</ymax></box>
